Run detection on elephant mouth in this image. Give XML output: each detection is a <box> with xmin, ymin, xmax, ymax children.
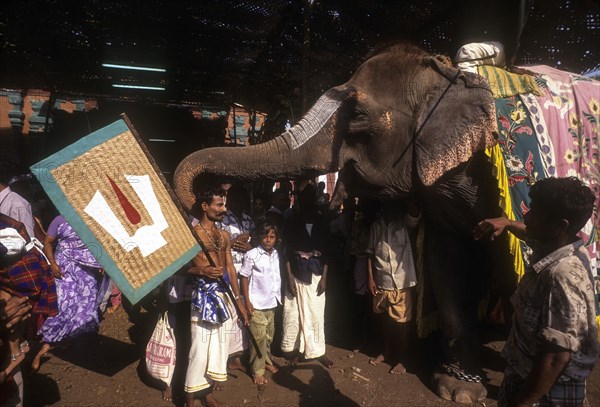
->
<box><xmin>331</xmin><ymin>161</ymin><xmax>384</xmax><ymax>206</ymax></box>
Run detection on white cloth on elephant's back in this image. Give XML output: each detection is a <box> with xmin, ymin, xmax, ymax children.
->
<box><xmin>454</xmin><ymin>41</ymin><xmax>506</xmax><ymax>74</ymax></box>
<box><xmin>365</xmin><ymin>213</ymin><xmax>420</xmax><ymax>291</ymax></box>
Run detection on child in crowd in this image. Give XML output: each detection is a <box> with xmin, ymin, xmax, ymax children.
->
<box><xmin>240</xmin><ymin>223</ymin><xmax>281</xmax><ymax>385</ymax></box>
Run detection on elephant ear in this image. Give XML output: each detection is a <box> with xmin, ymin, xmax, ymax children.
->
<box><xmin>413</xmin><ymin>57</ymin><xmax>498</xmax><ymax>186</ymax></box>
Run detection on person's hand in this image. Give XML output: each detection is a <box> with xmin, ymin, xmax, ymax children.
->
<box><xmin>0</xmin><ymin>296</ymin><xmax>32</xmax><ymax>333</ymax></box>
<box><xmin>368</xmin><ymin>276</ymin><xmax>379</xmax><ymax>297</ymax></box>
<box><xmin>187</xmin><ymin>265</ymin><xmax>223</xmax><ymax>278</ymax></box>
<box><xmin>232</xmin><ymin>233</ymin><xmax>252</xmax><ymax>253</ymax></box>
<box><xmin>50</xmin><ymin>262</ymin><xmax>63</xmax><ymax>279</ymax></box>
<box><xmin>297</xmin><ymin>251</ymin><xmax>312</xmax><ymax>259</ymax></box>
<box><xmin>244</xmin><ymin>300</ymin><xmax>254</xmax><ymax>325</ymax></box>
<box><xmin>317</xmin><ymin>277</ymin><xmax>327</xmax><ymax>296</ymax></box>
<box><xmin>473</xmin><ymin>217</ymin><xmax>511</xmax><ymax>241</ymax></box>
<box><xmin>287</xmin><ymin>278</ymin><xmax>297</xmax><ymax>297</ymax></box>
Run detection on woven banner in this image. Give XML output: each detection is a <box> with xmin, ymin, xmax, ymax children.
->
<box><xmin>30</xmin><ymin>115</ymin><xmax>200</xmax><ymax>304</ymax></box>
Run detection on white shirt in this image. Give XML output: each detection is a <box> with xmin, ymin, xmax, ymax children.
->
<box><xmin>239</xmin><ymin>246</ymin><xmax>281</xmax><ymax>310</ymax></box>
<box><xmin>366</xmin><ymin>213</ymin><xmax>420</xmax><ymax>290</ymax></box>
<box><xmin>0</xmin><ymin>186</ymin><xmax>35</xmax><ymax>239</ymax></box>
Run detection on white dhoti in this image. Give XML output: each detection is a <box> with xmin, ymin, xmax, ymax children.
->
<box><xmin>281</xmin><ymin>273</ymin><xmax>326</xmax><ymax>359</ymax></box>
<box><xmin>184</xmin><ymin>293</ymin><xmax>235</xmax><ymax>393</ymax></box>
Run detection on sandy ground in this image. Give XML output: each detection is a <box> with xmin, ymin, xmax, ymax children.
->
<box><xmin>15</xmin><ymin>302</ymin><xmax>598</xmax><ymax>407</ymax></box>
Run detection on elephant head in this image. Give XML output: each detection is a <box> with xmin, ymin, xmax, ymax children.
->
<box><xmin>174</xmin><ymin>42</ymin><xmax>497</xmax><ymax>211</ymax></box>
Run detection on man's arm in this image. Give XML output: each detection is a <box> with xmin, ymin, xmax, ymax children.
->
<box><xmin>473</xmin><ymin>217</ymin><xmax>527</xmax><ymax>241</ymax></box>
<box><xmin>240</xmin><ymin>276</ymin><xmax>252</xmax><ymax>321</ymax></box>
<box><xmin>187</xmin><ymin>252</ymin><xmax>223</xmax><ymax>278</ymax></box>
<box><xmin>8</xmin><ymin>199</ymin><xmax>35</xmax><ymax>240</ymax></box>
<box><xmin>513</xmin><ymin>342</ymin><xmax>571</xmax><ymax>406</ymax></box>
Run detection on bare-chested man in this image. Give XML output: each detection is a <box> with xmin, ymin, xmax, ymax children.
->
<box><xmin>185</xmin><ymin>187</ymin><xmax>247</xmax><ymax>407</ymax></box>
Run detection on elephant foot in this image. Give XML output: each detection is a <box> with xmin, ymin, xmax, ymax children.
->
<box><xmin>432</xmin><ymin>369</ymin><xmax>487</xmax><ymax>404</ymax></box>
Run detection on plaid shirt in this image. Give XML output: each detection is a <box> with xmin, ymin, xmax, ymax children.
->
<box><xmin>0</xmin><ymin>214</ymin><xmax>58</xmax><ymax>317</ymax></box>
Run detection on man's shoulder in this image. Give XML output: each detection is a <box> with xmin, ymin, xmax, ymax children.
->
<box><xmin>3</xmin><ymin>189</ymin><xmax>30</xmax><ymax>208</ymax></box>
<box><xmin>549</xmin><ymin>249</ymin><xmax>592</xmax><ymax>287</ymax></box>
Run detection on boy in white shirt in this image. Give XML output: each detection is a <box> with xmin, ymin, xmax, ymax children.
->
<box><xmin>240</xmin><ymin>224</ymin><xmax>282</xmax><ymax>385</ymax></box>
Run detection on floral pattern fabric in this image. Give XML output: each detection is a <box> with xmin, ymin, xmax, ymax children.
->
<box><xmin>38</xmin><ymin>218</ymin><xmax>102</xmax><ymax>343</ymax></box>
<box><xmin>518</xmin><ymin>65</ymin><xmax>599</xmax><ymax>274</ymax></box>
<box><xmin>495</xmin><ymin>96</ymin><xmax>547</xmax><ymax>263</ymax></box>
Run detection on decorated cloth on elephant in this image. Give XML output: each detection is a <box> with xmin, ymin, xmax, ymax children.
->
<box><xmin>518</xmin><ymin>65</ymin><xmax>599</xmax><ymax>276</ymax></box>
<box><xmin>483</xmin><ymin>64</ymin><xmax>599</xmax><ymax>278</ymax></box>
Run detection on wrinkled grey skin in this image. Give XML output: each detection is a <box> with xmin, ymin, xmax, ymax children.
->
<box><xmin>175</xmin><ymin>42</ymin><xmax>505</xmax><ymax>403</ymax></box>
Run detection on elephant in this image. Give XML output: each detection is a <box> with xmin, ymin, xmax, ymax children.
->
<box><xmin>174</xmin><ymin>42</ymin><xmax>599</xmax><ymax>403</ymax></box>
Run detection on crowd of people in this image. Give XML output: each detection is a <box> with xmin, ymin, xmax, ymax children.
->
<box><xmin>0</xmin><ymin>161</ymin><xmax>121</xmax><ymax>406</ymax></box>
<box><xmin>1</xmin><ymin>155</ymin><xmax>599</xmax><ymax>407</ymax></box>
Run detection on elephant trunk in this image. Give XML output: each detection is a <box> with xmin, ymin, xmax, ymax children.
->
<box><xmin>174</xmin><ymin>89</ymin><xmax>345</xmax><ymax>211</ymax></box>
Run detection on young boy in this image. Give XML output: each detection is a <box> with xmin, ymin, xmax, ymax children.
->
<box><xmin>475</xmin><ymin>177</ymin><xmax>599</xmax><ymax>406</ymax></box>
<box><xmin>240</xmin><ymin>223</ymin><xmax>281</xmax><ymax>385</ymax></box>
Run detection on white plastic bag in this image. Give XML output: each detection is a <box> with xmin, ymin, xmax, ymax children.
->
<box><xmin>145</xmin><ymin>311</ymin><xmax>176</xmax><ymax>385</ymax></box>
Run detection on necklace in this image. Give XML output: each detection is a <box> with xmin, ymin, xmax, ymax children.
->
<box><xmin>198</xmin><ymin>223</ymin><xmax>225</xmax><ymax>252</ymax></box>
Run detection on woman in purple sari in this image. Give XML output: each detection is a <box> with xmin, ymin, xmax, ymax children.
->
<box><xmin>32</xmin><ymin>215</ymin><xmax>102</xmax><ymax>371</ymax></box>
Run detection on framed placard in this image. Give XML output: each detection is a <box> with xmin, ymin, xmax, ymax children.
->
<box><xmin>31</xmin><ymin>114</ymin><xmax>200</xmax><ymax>304</ymax></box>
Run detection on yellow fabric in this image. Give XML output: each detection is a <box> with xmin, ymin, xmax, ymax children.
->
<box><xmin>485</xmin><ymin>144</ymin><xmax>525</xmax><ymax>279</ymax></box>
<box><xmin>478</xmin><ymin>65</ymin><xmax>541</xmax><ymax>99</ymax></box>
<box><xmin>372</xmin><ymin>287</ymin><xmax>414</xmax><ymax>323</ymax></box>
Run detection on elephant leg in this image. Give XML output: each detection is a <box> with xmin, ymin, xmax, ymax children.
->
<box><xmin>427</xmin><ymin>229</ymin><xmax>487</xmax><ymax>403</ymax></box>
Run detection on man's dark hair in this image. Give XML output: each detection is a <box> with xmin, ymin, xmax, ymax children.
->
<box><xmin>0</xmin><ymin>161</ymin><xmax>19</xmax><ymax>185</ymax></box>
<box><xmin>227</xmin><ymin>185</ymin><xmax>249</xmax><ymax>205</ymax></box>
<box><xmin>193</xmin><ymin>186</ymin><xmax>226</xmax><ymax>212</ymax></box>
<box><xmin>297</xmin><ymin>184</ymin><xmax>317</xmax><ymax>208</ymax></box>
<box><xmin>529</xmin><ymin>177</ymin><xmax>595</xmax><ymax>236</ymax></box>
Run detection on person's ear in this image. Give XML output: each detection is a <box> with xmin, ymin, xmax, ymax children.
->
<box><xmin>557</xmin><ymin>218</ymin><xmax>569</xmax><ymax>235</ymax></box>
<box><xmin>201</xmin><ymin>201</ymin><xmax>208</xmax><ymax>211</ymax></box>
<box><xmin>550</xmin><ymin>218</ymin><xmax>569</xmax><ymax>238</ymax></box>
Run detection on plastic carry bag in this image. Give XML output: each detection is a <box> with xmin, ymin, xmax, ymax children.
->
<box><xmin>145</xmin><ymin>311</ymin><xmax>176</xmax><ymax>385</ymax></box>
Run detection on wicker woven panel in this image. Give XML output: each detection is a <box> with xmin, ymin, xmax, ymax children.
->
<box><xmin>31</xmin><ymin>118</ymin><xmax>200</xmax><ymax>304</ymax></box>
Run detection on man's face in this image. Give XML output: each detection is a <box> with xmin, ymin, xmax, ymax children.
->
<box><xmin>523</xmin><ymin>201</ymin><xmax>559</xmax><ymax>243</ymax></box>
<box><xmin>202</xmin><ymin>195</ymin><xmax>227</xmax><ymax>222</ymax></box>
<box><xmin>273</xmin><ymin>193</ymin><xmax>290</xmax><ymax>211</ymax></box>
<box><xmin>253</xmin><ymin>198</ymin><xmax>265</xmax><ymax>213</ymax></box>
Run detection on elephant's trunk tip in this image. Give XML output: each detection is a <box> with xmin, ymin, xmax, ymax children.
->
<box><xmin>173</xmin><ymin>159</ymin><xmax>199</xmax><ymax>213</ymax></box>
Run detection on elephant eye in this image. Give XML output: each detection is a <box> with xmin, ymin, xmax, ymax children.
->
<box><xmin>338</xmin><ymin>96</ymin><xmax>372</xmax><ymax>143</ymax></box>
<box><xmin>346</xmin><ymin>108</ymin><xmax>371</xmax><ymax>135</ymax></box>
